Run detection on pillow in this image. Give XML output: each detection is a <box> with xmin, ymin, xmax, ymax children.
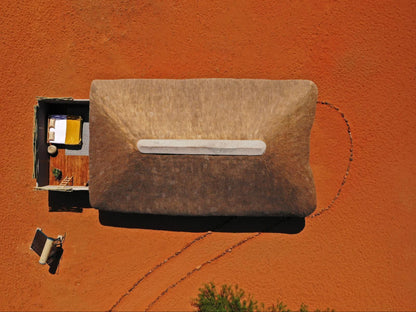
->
<box><xmin>48</xmin><ymin>131</ymin><xmax>55</xmax><ymax>142</ymax></box>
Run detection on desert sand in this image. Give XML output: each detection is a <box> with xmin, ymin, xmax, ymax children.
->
<box><xmin>0</xmin><ymin>1</ymin><xmax>415</xmax><ymax>311</ymax></box>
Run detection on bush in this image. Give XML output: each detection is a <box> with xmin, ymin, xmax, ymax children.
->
<box><xmin>191</xmin><ymin>283</ymin><xmax>334</xmax><ymax>312</ymax></box>
<box><xmin>191</xmin><ymin>282</ymin><xmax>257</xmax><ymax>312</ymax></box>
<box><xmin>52</xmin><ymin>168</ymin><xmax>62</xmax><ymax>180</ymax></box>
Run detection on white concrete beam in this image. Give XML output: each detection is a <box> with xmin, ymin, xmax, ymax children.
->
<box><xmin>137</xmin><ymin>139</ymin><xmax>266</xmax><ymax>156</ymax></box>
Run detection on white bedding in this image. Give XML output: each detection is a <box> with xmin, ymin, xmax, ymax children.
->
<box><xmin>48</xmin><ymin>115</ymin><xmax>67</xmax><ymax>144</ymax></box>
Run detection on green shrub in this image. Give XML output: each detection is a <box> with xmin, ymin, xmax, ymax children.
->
<box><xmin>191</xmin><ymin>283</ymin><xmax>334</xmax><ymax>312</ymax></box>
<box><xmin>52</xmin><ymin>168</ymin><xmax>62</xmax><ymax>180</ymax></box>
<box><xmin>191</xmin><ymin>282</ymin><xmax>257</xmax><ymax>312</ymax></box>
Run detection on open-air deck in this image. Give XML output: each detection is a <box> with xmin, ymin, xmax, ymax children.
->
<box><xmin>48</xmin><ymin>151</ymin><xmax>89</xmax><ymax>186</ymax></box>
<box><xmin>33</xmin><ymin>98</ymin><xmax>90</xmax><ymax>191</ymax></box>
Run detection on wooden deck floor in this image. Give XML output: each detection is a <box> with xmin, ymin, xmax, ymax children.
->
<box><xmin>49</xmin><ymin>147</ymin><xmax>89</xmax><ymax>186</ymax></box>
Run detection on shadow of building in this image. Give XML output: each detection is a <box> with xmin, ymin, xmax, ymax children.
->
<box><xmin>99</xmin><ymin>211</ymin><xmax>305</xmax><ymax>234</ymax></box>
<box><xmin>47</xmin><ymin>190</ymin><xmax>305</xmax><ymax>234</ymax></box>
<box><xmin>48</xmin><ymin>190</ymin><xmax>91</xmax><ymax>212</ymax></box>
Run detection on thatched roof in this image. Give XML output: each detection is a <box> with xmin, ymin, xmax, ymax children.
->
<box><xmin>89</xmin><ymin>79</ymin><xmax>317</xmax><ymax>216</ymax></box>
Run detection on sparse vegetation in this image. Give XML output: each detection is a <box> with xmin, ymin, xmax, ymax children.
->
<box><xmin>191</xmin><ymin>283</ymin><xmax>334</xmax><ymax>312</ymax></box>
<box><xmin>52</xmin><ymin>168</ymin><xmax>62</xmax><ymax>180</ymax></box>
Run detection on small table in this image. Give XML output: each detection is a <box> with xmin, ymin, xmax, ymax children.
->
<box><xmin>47</xmin><ymin>145</ymin><xmax>57</xmax><ymax>155</ymax></box>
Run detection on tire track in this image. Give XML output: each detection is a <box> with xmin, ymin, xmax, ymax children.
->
<box><xmin>309</xmin><ymin>101</ymin><xmax>353</xmax><ymax>219</ymax></box>
<box><xmin>108</xmin><ymin>217</ymin><xmax>234</xmax><ymax>312</ymax></box>
<box><xmin>144</xmin><ymin>220</ymin><xmax>285</xmax><ymax>312</ymax></box>
<box><xmin>110</xmin><ymin>101</ymin><xmax>353</xmax><ymax>312</ymax></box>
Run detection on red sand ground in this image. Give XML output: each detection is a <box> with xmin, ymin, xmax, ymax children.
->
<box><xmin>1</xmin><ymin>1</ymin><xmax>415</xmax><ymax>311</ymax></box>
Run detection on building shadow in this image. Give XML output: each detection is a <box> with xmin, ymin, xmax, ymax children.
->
<box><xmin>99</xmin><ymin>211</ymin><xmax>305</xmax><ymax>234</ymax></box>
<box><xmin>47</xmin><ymin>189</ymin><xmax>305</xmax><ymax>234</ymax></box>
<box><xmin>47</xmin><ymin>246</ymin><xmax>64</xmax><ymax>275</ymax></box>
<box><xmin>48</xmin><ymin>191</ymin><xmax>91</xmax><ymax>212</ymax></box>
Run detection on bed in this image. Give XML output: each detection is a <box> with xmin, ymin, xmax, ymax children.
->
<box><xmin>47</xmin><ymin>115</ymin><xmax>82</xmax><ymax>145</ymax></box>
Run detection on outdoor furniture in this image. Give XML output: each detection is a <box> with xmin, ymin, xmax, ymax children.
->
<box><xmin>47</xmin><ymin>145</ymin><xmax>57</xmax><ymax>155</ymax></box>
<box><xmin>47</xmin><ymin>115</ymin><xmax>83</xmax><ymax>145</ymax></box>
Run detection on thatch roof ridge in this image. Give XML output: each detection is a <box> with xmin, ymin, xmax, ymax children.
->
<box><xmin>89</xmin><ymin>78</ymin><xmax>317</xmax><ymax>216</ymax></box>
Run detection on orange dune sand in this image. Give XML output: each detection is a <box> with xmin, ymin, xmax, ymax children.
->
<box><xmin>0</xmin><ymin>1</ymin><xmax>415</xmax><ymax>311</ymax></box>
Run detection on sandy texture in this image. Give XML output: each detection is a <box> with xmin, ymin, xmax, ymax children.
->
<box><xmin>0</xmin><ymin>1</ymin><xmax>415</xmax><ymax>311</ymax></box>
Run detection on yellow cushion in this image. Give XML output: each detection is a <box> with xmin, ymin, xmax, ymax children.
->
<box><xmin>65</xmin><ymin>117</ymin><xmax>82</xmax><ymax>145</ymax></box>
